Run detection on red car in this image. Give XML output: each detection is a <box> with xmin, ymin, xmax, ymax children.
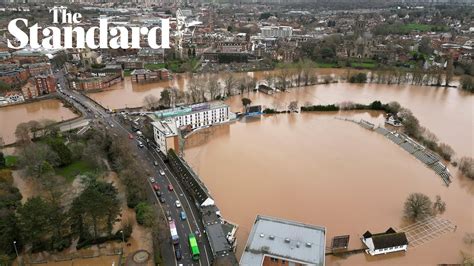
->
<box><xmin>128</xmin><ymin>133</ymin><xmax>134</xmax><ymax>139</ymax></box>
<box><xmin>152</xmin><ymin>183</ymin><xmax>160</xmax><ymax>191</ymax></box>
<box><xmin>168</xmin><ymin>184</ymin><xmax>174</xmax><ymax>191</ymax></box>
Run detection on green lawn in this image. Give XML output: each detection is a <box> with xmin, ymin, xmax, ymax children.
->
<box><xmin>145</xmin><ymin>63</ymin><xmax>166</xmax><ymax>70</ymax></box>
<box><xmin>5</xmin><ymin>155</ymin><xmax>18</xmax><ymax>168</ymax></box>
<box><xmin>56</xmin><ymin>160</ymin><xmax>94</xmax><ymax>182</ymax></box>
<box><xmin>351</xmin><ymin>62</ymin><xmax>377</xmax><ymax>69</ymax></box>
<box><xmin>124</xmin><ymin>70</ymin><xmax>132</xmax><ymax>77</ymax></box>
<box><xmin>315</xmin><ymin>62</ymin><xmax>339</xmax><ymax>68</ymax></box>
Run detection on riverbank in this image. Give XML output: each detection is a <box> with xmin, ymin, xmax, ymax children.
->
<box><xmin>0</xmin><ymin>98</ymin><xmax>79</xmax><ymax>145</ymax></box>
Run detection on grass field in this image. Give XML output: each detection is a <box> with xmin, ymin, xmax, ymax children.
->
<box><xmin>5</xmin><ymin>155</ymin><xmax>18</xmax><ymax>168</ymax></box>
<box><xmin>144</xmin><ymin>63</ymin><xmax>166</xmax><ymax>70</ymax></box>
<box><xmin>56</xmin><ymin>160</ymin><xmax>95</xmax><ymax>182</ymax></box>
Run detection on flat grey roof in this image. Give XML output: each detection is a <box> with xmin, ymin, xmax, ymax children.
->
<box><xmin>206</xmin><ymin>223</ymin><xmax>232</xmax><ymax>256</ymax></box>
<box><xmin>240</xmin><ymin>215</ymin><xmax>326</xmax><ymax>266</ymax></box>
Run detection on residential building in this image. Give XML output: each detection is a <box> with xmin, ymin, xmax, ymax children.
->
<box><xmin>260</xmin><ymin>26</ymin><xmax>293</xmax><ymax>38</ymax></box>
<box><xmin>131</xmin><ymin>68</ymin><xmax>170</xmax><ymax>83</ymax></box>
<box><xmin>240</xmin><ymin>215</ymin><xmax>326</xmax><ymax>266</ymax></box>
<box><xmin>25</xmin><ymin>63</ymin><xmax>53</xmax><ymax>77</ymax></box>
<box><xmin>90</xmin><ymin>64</ymin><xmax>124</xmax><ymax>78</ymax></box>
<box><xmin>150</xmin><ymin>102</ymin><xmax>231</xmax><ymax>155</ymax></box>
<box><xmin>151</xmin><ymin>119</ymin><xmax>180</xmax><ymax>155</ymax></box>
<box><xmin>74</xmin><ymin>74</ymin><xmax>122</xmax><ymax>91</ymax></box>
<box><xmin>138</xmin><ymin>48</ymin><xmax>165</xmax><ymax>64</ymax></box>
<box><xmin>362</xmin><ymin>228</ymin><xmax>408</xmax><ymax>256</ymax></box>
<box><xmin>0</xmin><ymin>68</ymin><xmax>30</xmax><ymax>87</ymax></box>
<box><xmin>21</xmin><ymin>80</ymin><xmax>39</xmax><ymax>100</ymax></box>
<box><xmin>117</xmin><ymin>57</ymin><xmax>145</xmax><ymax>69</ymax></box>
<box><xmin>35</xmin><ymin>75</ymin><xmax>57</xmax><ymax>95</ymax></box>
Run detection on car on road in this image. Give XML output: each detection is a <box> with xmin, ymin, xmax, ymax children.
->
<box><xmin>159</xmin><ymin>169</ymin><xmax>165</xmax><ymax>176</ymax></box>
<box><xmin>152</xmin><ymin>183</ymin><xmax>160</xmax><ymax>191</ymax></box>
<box><xmin>159</xmin><ymin>196</ymin><xmax>165</xmax><ymax>203</ymax></box>
<box><xmin>168</xmin><ymin>184</ymin><xmax>174</xmax><ymax>191</ymax></box>
<box><xmin>175</xmin><ymin>200</ymin><xmax>181</xmax><ymax>208</ymax></box>
<box><xmin>153</xmin><ymin>161</ymin><xmax>158</xmax><ymax>166</ymax></box>
<box><xmin>156</xmin><ymin>191</ymin><xmax>162</xmax><ymax>197</ymax></box>
<box><xmin>149</xmin><ymin>177</ymin><xmax>155</xmax><ymax>183</ymax></box>
<box><xmin>175</xmin><ymin>247</ymin><xmax>182</xmax><ymax>260</ymax></box>
<box><xmin>180</xmin><ymin>211</ymin><xmax>187</xmax><ymax>221</ymax></box>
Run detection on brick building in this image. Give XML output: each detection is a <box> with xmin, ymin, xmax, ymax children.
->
<box><xmin>35</xmin><ymin>75</ymin><xmax>57</xmax><ymax>95</ymax></box>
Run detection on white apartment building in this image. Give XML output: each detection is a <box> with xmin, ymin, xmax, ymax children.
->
<box><xmin>260</xmin><ymin>26</ymin><xmax>293</xmax><ymax>38</ymax></box>
<box><xmin>150</xmin><ymin>102</ymin><xmax>231</xmax><ymax>155</ymax></box>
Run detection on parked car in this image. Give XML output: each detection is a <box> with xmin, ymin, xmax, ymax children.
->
<box><xmin>175</xmin><ymin>200</ymin><xmax>181</xmax><ymax>208</ymax></box>
<box><xmin>149</xmin><ymin>176</ymin><xmax>155</xmax><ymax>183</ymax></box>
<box><xmin>159</xmin><ymin>169</ymin><xmax>165</xmax><ymax>176</ymax></box>
<box><xmin>154</xmin><ymin>161</ymin><xmax>159</xmax><ymax>166</ymax></box>
<box><xmin>156</xmin><ymin>191</ymin><xmax>162</xmax><ymax>197</ymax></box>
<box><xmin>159</xmin><ymin>197</ymin><xmax>165</xmax><ymax>203</ymax></box>
<box><xmin>168</xmin><ymin>184</ymin><xmax>174</xmax><ymax>191</ymax></box>
<box><xmin>166</xmin><ymin>210</ymin><xmax>172</xmax><ymax>221</ymax></box>
<box><xmin>128</xmin><ymin>133</ymin><xmax>134</xmax><ymax>139</ymax></box>
<box><xmin>152</xmin><ymin>183</ymin><xmax>160</xmax><ymax>191</ymax></box>
<box><xmin>180</xmin><ymin>211</ymin><xmax>187</xmax><ymax>221</ymax></box>
<box><xmin>137</xmin><ymin>141</ymin><xmax>144</xmax><ymax>148</ymax></box>
<box><xmin>175</xmin><ymin>247</ymin><xmax>182</xmax><ymax>260</ymax></box>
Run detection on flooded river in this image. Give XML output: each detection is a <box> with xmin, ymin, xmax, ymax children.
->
<box><xmin>0</xmin><ymin>99</ymin><xmax>77</xmax><ymax>145</ymax></box>
<box><xmin>184</xmin><ymin>111</ymin><xmax>474</xmax><ymax>265</ymax></box>
<box><xmin>88</xmin><ymin>70</ymin><xmax>473</xmax><ymax>157</ymax></box>
<box><xmin>1</xmin><ymin>69</ymin><xmax>472</xmax><ymax>264</ymax></box>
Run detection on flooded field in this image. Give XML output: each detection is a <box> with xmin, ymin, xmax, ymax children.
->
<box><xmin>184</xmin><ymin>111</ymin><xmax>474</xmax><ymax>265</ymax></box>
<box><xmin>88</xmin><ymin>70</ymin><xmax>472</xmax><ymax>157</ymax></box>
<box><xmin>0</xmin><ymin>99</ymin><xmax>77</xmax><ymax>145</ymax></box>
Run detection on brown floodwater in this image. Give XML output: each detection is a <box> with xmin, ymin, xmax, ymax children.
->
<box><xmin>0</xmin><ymin>99</ymin><xmax>77</xmax><ymax>145</ymax></box>
<box><xmin>88</xmin><ymin>70</ymin><xmax>473</xmax><ymax>158</ymax></box>
<box><xmin>184</xmin><ymin>111</ymin><xmax>474</xmax><ymax>265</ymax></box>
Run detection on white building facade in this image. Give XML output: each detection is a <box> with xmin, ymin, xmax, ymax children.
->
<box><xmin>260</xmin><ymin>26</ymin><xmax>293</xmax><ymax>38</ymax></box>
<box><xmin>362</xmin><ymin>228</ymin><xmax>408</xmax><ymax>256</ymax></box>
<box><xmin>150</xmin><ymin>102</ymin><xmax>231</xmax><ymax>155</ymax></box>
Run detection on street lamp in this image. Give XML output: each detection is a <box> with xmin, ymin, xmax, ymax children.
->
<box><xmin>13</xmin><ymin>241</ymin><xmax>20</xmax><ymax>265</ymax></box>
<box><xmin>120</xmin><ymin>230</ymin><xmax>125</xmax><ymax>255</ymax></box>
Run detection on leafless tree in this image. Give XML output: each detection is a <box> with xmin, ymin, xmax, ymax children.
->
<box><xmin>432</xmin><ymin>195</ymin><xmax>446</xmax><ymax>215</ymax></box>
<box><xmin>15</xmin><ymin>122</ymin><xmax>31</xmax><ymax>145</ymax></box>
<box><xmin>223</xmin><ymin>74</ymin><xmax>236</xmax><ymax>97</ymax></box>
<box><xmin>459</xmin><ymin>157</ymin><xmax>474</xmax><ymax>180</ymax></box>
<box><xmin>288</xmin><ymin>101</ymin><xmax>299</xmax><ymax>112</ymax></box>
<box><xmin>445</xmin><ymin>55</ymin><xmax>454</xmax><ymax>87</ymax></box>
<box><xmin>404</xmin><ymin>193</ymin><xmax>433</xmax><ymax>222</ymax></box>
<box><xmin>143</xmin><ymin>94</ymin><xmax>160</xmax><ymax>110</ymax></box>
<box><xmin>207</xmin><ymin>78</ymin><xmax>220</xmax><ymax>100</ymax></box>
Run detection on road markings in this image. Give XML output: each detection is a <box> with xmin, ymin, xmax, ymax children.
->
<box><xmin>149</xmin><ymin>150</ymin><xmax>210</xmax><ymax>266</ymax></box>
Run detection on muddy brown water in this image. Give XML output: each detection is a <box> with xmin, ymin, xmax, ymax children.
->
<box><xmin>88</xmin><ymin>70</ymin><xmax>473</xmax><ymax>158</ymax></box>
<box><xmin>183</xmin><ymin>111</ymin><xmax>473</xmax><ymax>265</ymax></box>
<box><xmin>0</xmin><ymin>99</ymin><xmax>77</xmax><ymax>145</ymax></box>
<box><xmin>1</xmin><ymin>69</ymin><xmax>473</xmax><ymax>264</ymax></box>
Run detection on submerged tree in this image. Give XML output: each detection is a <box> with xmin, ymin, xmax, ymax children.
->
<box><xmin>432</xmin><ymin>195</ymin><xmax>446</xmax><ymax>215</ymax></box>
<box><xmin>404</xmin><ymin>193</ymin><xmax>433</xmax><ymax>222</ymax></box>
<box><xmin>241</xmin><ymin>98</ymin><xmax>252</xmax><ymax>109</ymax></box>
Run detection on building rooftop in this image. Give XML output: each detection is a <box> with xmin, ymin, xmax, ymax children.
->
<box><xmin>240</xmin><ymin>215</ymin><xmax>326</xmax><ymax>266</ymax></box>
<box><xmin>151</xmin><ymin>120</ymin><xmax>178</xmax><ymax>137</ymax></box>
<box><xmin>149</xmin><ymin>101</ymin><xmax>229</xmax><ymax>121</ymax></box>
<box><xmin>206</xmin><ymin>222</ymin><xmax>233</xmax><ymax>256</ymax></box>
